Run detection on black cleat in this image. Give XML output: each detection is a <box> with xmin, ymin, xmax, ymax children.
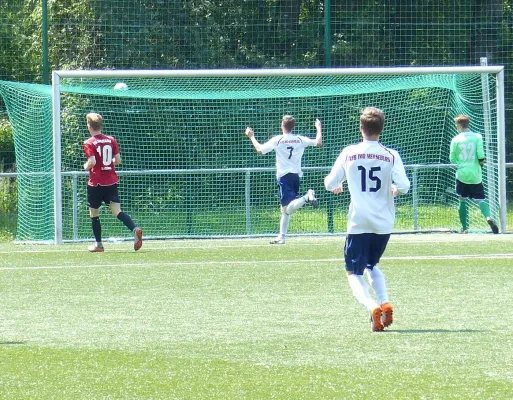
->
<box><xmin>487</xmin><ymin>219</ymin><xmax>499</xmax><ymax>234</ymax></box>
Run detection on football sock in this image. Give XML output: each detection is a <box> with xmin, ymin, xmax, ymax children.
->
<box><xmin>477</xmin><ymin>200</ymin><xmax>491</xmax><ymax>218</ymax></box>
<box><xmin>285</xmin><ymin>197</ymin><xmax>306</xmax><ymax>215</ymax></box>
<box><xmin>347</xmin><ymin>274</ymin><xmax>379</xmax><ymax>312</ymax></box>
<box><xmin>458</xmin><ymin>201</ymin><xmax>468</xmax><ymax>230</ymax></box>
<box><xmin>117</xmin><ymin>212</ymin><xmax>136</xmax><ymax>231</ymax></box>
<box><xmin>91</xmin><ymin>216</ymin><xmax>102</xmax><ymax>243</ymax></box>
<box><xmin>279</xmin><ymin>212</ymin><xmax>290</xmax><ymax>239</ymax></box>
<box><xmin>365</xmin><ymin>265</ymin><xmax>389</xmax><ymax>305</ymax></box>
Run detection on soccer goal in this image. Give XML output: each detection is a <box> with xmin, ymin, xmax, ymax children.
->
<box><xmin>0</xmin><ymin>66</ymin><xmax>506</xmax><ymax>243</ymax></box>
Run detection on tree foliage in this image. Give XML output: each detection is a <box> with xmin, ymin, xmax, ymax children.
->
<box><xmin>0</xmin><ymin>0</ymin><xmax>512</xmax><ymax>161</ymax></box>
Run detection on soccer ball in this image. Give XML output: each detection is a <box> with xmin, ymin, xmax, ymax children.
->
<box><xmin>113</xmin><ymin>82</ymin><xmax>128</xmax><ymax>90</ymax></box>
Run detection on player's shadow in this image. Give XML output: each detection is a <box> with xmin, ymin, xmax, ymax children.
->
<box><xmin>386</xmin><ymin>329</ymin><xmax>486</xmax><ymax>334</ymax></box>
<box><xmin>0</xmin><ymin>341</ymin><xmax>27</xmax><ymax>345</ymax></box>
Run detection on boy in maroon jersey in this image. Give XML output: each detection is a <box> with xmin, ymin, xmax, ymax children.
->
<box><xmin>83</xmin><ymin>113</ymin><xmax>143</xmax><ymax>252</ymax></box>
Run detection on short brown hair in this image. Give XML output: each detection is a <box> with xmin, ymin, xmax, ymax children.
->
<box><xmin>86</xmin><ymin>113</ymin><xmax>103</xmax><ymax>131</ymax></box>
<box><xmin>360</xmin><ymin>107</ymin><xmax>384</xmax><ymax>136</ymax></box>
<box><xmin>454</xmin><ymin>114</ymin><xmax>470</xmax><ymax>129</ymax></box>
<box><xmin>282</xmin><ymin>115</ymin><xmax>296</xmax><ymax>132</ymax></box>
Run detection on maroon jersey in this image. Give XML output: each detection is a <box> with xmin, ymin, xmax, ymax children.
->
<box><xmin>83</xmin><ymin>134</ymin><xmax>120</xmax><ymax>186</ymax></box>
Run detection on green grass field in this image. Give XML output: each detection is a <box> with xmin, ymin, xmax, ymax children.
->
<box><xmin>1</xmin><ymin>234</ymin><xmax>513</xmax><ymax>399</ymax></box>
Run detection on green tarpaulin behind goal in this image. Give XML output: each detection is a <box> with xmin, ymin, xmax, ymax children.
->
<box><xmin>0</xmin><ymin>69</ymin><xmax>502</xmax><ymax>242</ymax></box>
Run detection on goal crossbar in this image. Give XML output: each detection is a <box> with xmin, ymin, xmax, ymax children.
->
<box><xmin>54</xmin><ymin>66</ymin><xmax>504</xmax><ymax>79</ymax></box>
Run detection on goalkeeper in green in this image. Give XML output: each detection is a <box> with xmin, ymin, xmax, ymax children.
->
<box><xmin>449</xmin><ymin>114</ymin><xmax>498</xmax><ymax>234</ymax></box>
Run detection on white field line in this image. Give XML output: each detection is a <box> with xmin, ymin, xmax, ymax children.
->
<box><xmin>0</xmin><ymin>244</ymin><xmax>270</xmax><ymax>254</ymax></box>
<box><xmin>1</xmin><ymin>254</ymin><xmax>513</xmax><ymax>271</ymax></box>
<box><xmin>2</xmin><ymin>233</ymin><xmax>513</xmax><ymax>254</ymax></box>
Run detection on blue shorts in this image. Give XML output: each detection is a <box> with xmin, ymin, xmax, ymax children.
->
<box><xmin>277</xmin><ymin>173</ymin><xmax>300</xmax><ymax>207</ymax></box>
<box><xmin>344</xmin><ymin>233</ymin><xmax>391</xmax><ymax>275</ymax></box>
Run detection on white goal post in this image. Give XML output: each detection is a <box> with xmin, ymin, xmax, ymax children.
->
<box><xmin>50</xmin><ymin>66</ymin><xmax>506</xmax><ymax>244</ymax></box>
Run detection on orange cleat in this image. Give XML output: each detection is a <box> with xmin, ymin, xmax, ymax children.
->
<box><xmin>133</xmin><ymin>227</ymin><xmax>143</xmax><ymax>251</ymax></box>
<box><xmin>381</xmin><ymin>302</ymin><xmax>394</xmax><ymax>328</ymax></box>
<box><xmin>88</xmin><ymin>244</ymin><xmax>104</xmax><ymax>253</ymax></box>
<box><xmin>371</xmin><ymin>306</ymin><xmax>384</xmax><ymax>332</ymax></box>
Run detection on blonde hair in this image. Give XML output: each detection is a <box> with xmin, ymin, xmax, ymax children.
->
<box><xmin>360</xmin><ymin>107</ymin><xmax>384</xmax><ymax>136</ymax></box>
<box><xmin>282</xmin><ymin>115</ymin><xmax>296</xmax><ymax>132</ymax></box>
<box><xmin>86</xmin><ymin>113</ymin><xmax>103</xmax><ymax>131</ymax></box>
<box><xmin>454</xmin><ymin>114</ymin><xmax>470</xmax><ymax>129</ymax></box>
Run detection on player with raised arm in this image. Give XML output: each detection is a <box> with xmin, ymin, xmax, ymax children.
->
<box><xmin>83</xmin><ymin>112</ymin><xmax>143</xmax><ymax>252</ymax></box>
<box><xmin>324</xmin><ymin>107</ymin><xmax>410</xmax><ymax>332</ymax></box>
<box><xmin>245</xmin><ymin>115</ymin><xmax>322</xmax><ymax>244</ymax></box>
<box><xmin>449</xmin><ymin>114</ymin><xmax>499</xmax><ymax>234</ymax></box>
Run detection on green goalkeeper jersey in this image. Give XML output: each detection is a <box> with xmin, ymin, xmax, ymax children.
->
<box><xmin>449</xmin><ymin>130</ymin><xmax>485</xmax><ymax>184</ymax></box>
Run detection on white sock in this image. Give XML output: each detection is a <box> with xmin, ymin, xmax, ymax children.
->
<box><xmin>279</xmin><ymin>212</ymin><xmax>290</xmax><ymax>239</ymax></box>
<box><xmin>285</xmin><ymin>197</ymin><xmax>306</xmax><ymax>215</ymax></box>
<box><xmin>347</xmin><ymin>274</ymin><xmax>379</xmax><ymax>312</ymax></box>
<box><xmin>365</xmin><ymin>265</ymin><xmax>389</xmax><ymax>305</ymax></box>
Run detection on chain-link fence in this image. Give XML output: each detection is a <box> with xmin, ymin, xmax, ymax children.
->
<box><xmin>1</xmin><ymin>0</ymin><xmax>512</xmax><ymax>237</ymax></box>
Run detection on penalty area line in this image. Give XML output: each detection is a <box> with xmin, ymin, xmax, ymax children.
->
<box><xmin>1</xmin><ymin>253</ymin><xmax>513</xmax><ymax>271</ymax></box>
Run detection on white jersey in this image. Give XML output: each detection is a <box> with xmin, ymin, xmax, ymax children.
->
<box><xmin>260</xmin><ymin>133</ymin><xmax>317</xmax><ymax>178</ymax></box>
<box><xmin>324</xmin><ymin>140</ymin><xmax>410</xmax><ymax>234</ymax></box>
